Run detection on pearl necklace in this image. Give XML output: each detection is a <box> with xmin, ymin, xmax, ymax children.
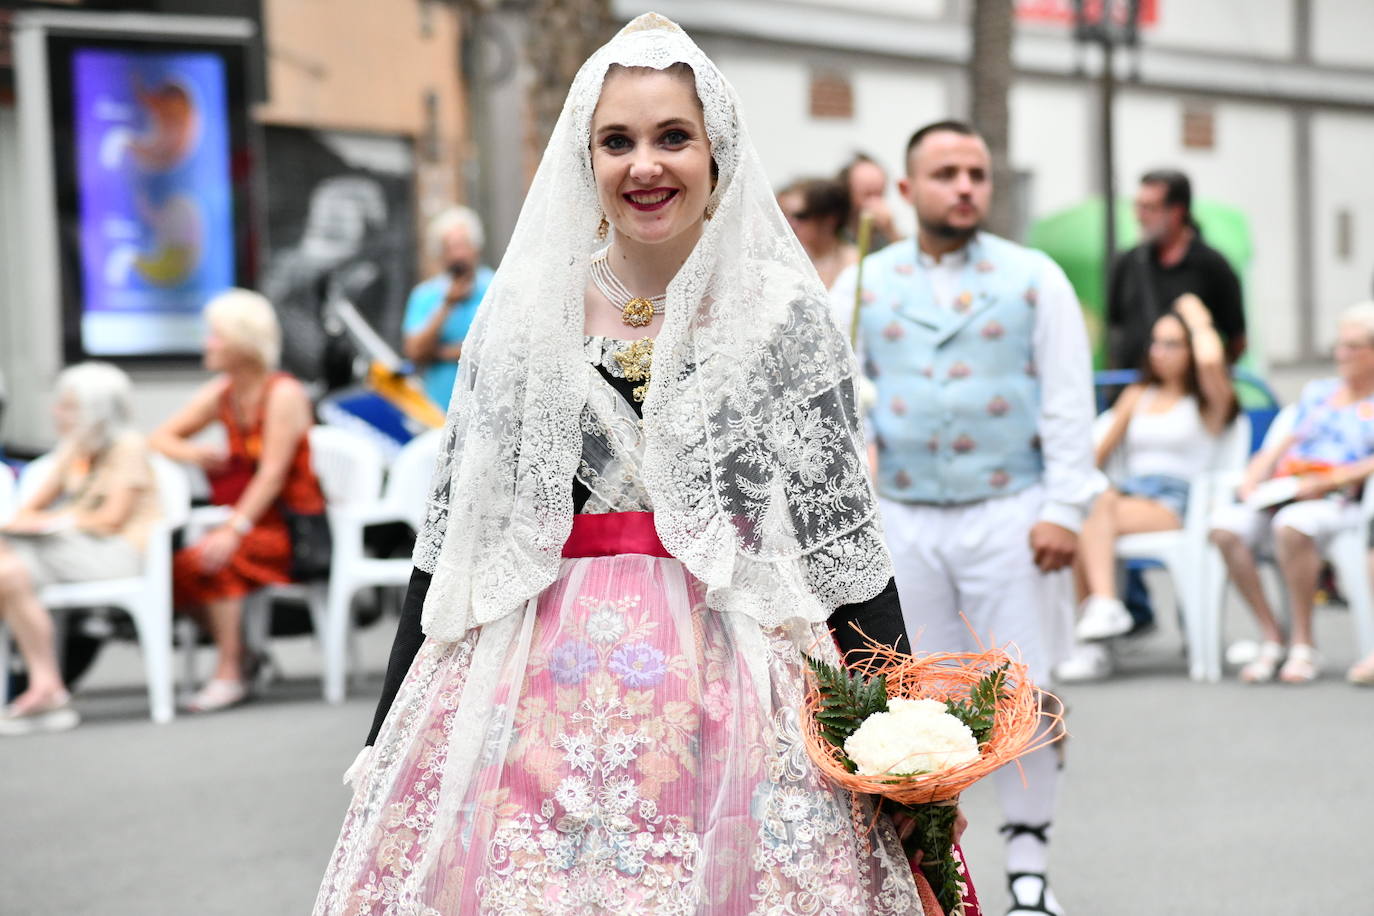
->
<box><xmin>590</xmin><ymin>250</ymin><xmax>667</xmax><ymax>328</ymax></box>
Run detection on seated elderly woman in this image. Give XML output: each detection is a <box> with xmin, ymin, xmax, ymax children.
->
<box><xmin>1210</xmin><ymin>301</ymin><xmax>1374</xmax><ymax>684</ymax></box>
<box><xmin>0</xmin><ymin>363</ymin><xmax>162</xmax><ymax>736</ymax></box>
<box><xmin>152</xmin><ymin>289</ymin><xmax>325</xmax><ymax>714</ymax></box>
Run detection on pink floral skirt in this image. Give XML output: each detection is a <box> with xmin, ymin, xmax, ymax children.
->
<box><xmin>314</xmin><ymin>552</ymin><xmax>924</xmax><ymax>915</ymax></box>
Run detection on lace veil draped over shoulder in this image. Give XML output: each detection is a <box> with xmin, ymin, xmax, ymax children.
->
<box><xmin>416</xmin><ymin>13</ymin><xmax>892</xmax><ymax>641</ymax></box>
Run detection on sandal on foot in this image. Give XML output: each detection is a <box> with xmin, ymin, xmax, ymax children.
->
<box><xmin>1006</xmin><ymin>872</ymin><xmax>1065</xmax><ymax>916</ymax></box>
<box><xmin>1278</xmin><ymin>644</ymin><xmax>1320</xmax><ymax>684</ymax></box>
<box><xmin>0</xmin><ymin>692</ymin><xmax>80</xmax><ymax>737</ymax></box>
<box><xmin>185</xmin><ymin>678</ymin><xmax>248</xmax><ymax>713</ymax></box>
<box><xmin>1348</xmin><ymin>654</ymin><xmax>1374</xmax><ymax>686</ymax></box>
<box><xmin>1239</xmin><ymin>641</ymin><xmax>1284</xmax><ymax>683</ymax></box>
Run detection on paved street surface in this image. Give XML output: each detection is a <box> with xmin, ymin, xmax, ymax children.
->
<box><xmin>3</xmin><ymin>573</ymin><xmax>1368</xmax><ymax>915</ymax></box>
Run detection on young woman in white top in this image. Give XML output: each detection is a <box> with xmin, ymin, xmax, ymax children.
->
<box><xmin>1073</xmin><ymin>294</ymin><xmax>1238</xmax><ymax>642</ymax></box>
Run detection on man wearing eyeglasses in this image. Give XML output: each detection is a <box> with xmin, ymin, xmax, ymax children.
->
<box><xmin>1107</xmin><ymin>169</ymin><xmax>1247</xmax><ymax>372</ymax></box>
<box><xmin>402</xmin><ymin>206</ymin><xmax>495</xmax><ymax>410</ymax></box>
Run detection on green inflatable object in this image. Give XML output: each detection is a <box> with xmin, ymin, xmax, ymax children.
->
<box><xmin>1026</xmin><ymin>196</ymin><xmax>1253</xmax><ymax>370</ymax></box>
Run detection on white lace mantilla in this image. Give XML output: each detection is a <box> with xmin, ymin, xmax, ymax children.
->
<box><xmin>414</xmin><ymin>13</ymin><xmax>892</xmax><ymax>641</ymax></box>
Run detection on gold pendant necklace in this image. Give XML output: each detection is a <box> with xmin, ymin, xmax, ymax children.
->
<box><xmin>590</xmin><ymin>251</ymin><xmax>667</xmax><ymax>328</ymax></box>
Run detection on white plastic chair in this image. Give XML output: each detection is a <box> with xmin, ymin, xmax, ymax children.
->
<box><xmin>1093</xmin><ymin>408</ymin><xmax>1252</xmax><ymax>682</ymax></box>
<box><xmin>1201</xmin><ymin>405</ymin><xmax>1374</xmax><ymax>679</ymax></box>
<box><xmin>180</xmin><ymin>425</ymin><xmax>386</xmax><ymax>700</ymax></box>
<box><xmin>175</xmin><ymin>425</ymin><xmax>387</xmax><ymax>703</ymax></box>
<box><xmin>320</xmin><ymin>427</ymin><xmax>441</xmax><ymax>703</ymax></box>
<box><xmin>274</xmin><ymin>425</ymin><xmax>387</xmax><ymax>700</ymax></box>
<box><xmin>0</xmin><ymin>452</ymin><xmax>191</xmax><ymax>723</ymax></box>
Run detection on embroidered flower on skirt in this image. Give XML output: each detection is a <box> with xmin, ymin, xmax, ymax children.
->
<box><xmin>609</xmin><ymin>642</ymin><xmax>669</xmax><ymax>687</ymax></box>
<box><xmin>549</xmin><ymin>641</ymin><xmax>598</xmax><ymax>685</ymax></box>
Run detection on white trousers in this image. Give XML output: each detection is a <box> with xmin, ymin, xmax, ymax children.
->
<box><xmin>1211</xmin><ymin>497</ymin><xmax>1361</xmax><ymax>554</ymax></box>
<box><xmin>879</xmin><ymin>486</ymin><xmax>1073</xmax><ymax>685</ymax></box>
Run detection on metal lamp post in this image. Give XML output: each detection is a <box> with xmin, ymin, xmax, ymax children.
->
<box><xmin>1072</xmin><ymin>0</ymin><xmax>1143</xmax><ymax>267</ymax></box>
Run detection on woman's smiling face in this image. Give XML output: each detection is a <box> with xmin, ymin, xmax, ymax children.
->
<box><xmin>590</xmin><ymin>65</ymin><xmax>713</xmax><ymax>248</ymax></box>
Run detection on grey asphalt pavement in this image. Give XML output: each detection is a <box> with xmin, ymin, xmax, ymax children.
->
<box><xmin>2</xmin><ymin>575</ymin><xmax>1369</xmax><ymax>915</ymax></box>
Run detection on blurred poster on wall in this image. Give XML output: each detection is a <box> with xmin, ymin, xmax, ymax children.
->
<box><xmin>1015</xmin><ymin>0</ymin><xmax>1158</xmax><ymax>27</ymax></box>
<box><xmin>260</xmin><ymin>127</ymin><xmax>415</xmax><ymax>384</ymax></box>
<box><xmin>70</xmin><ymin>47</ymin><xmax>236</xmax><ymax>356</ymax></box>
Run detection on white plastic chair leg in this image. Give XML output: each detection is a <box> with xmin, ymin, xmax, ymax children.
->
<box><xmin>1198</xmin><ymin>547</ymin><xmax>1228</xmax><ymax>682</ymax></box>
<box><xmin>1167</xmin><ymin>555</ymin><xmax>1207</xmax><ymax>682</ymax></box>
<box><xmin>304</xmin><ymin>583</ymin><xmax>340</xmax><ymax>702</ymax></box>
<box><xmin>132</xmin><ymin>604</ymin><xmax>175</xmax><ymax>724</ymax></box>
<box><xmin>1330</xmin><ymin>533</ymin><xmax>1374</xmax><ymax>658</ymax></box>
<box><xmin>323</xmin><ymin>578</ymin><xmax>354</xmax><ymax>705</ymax></box>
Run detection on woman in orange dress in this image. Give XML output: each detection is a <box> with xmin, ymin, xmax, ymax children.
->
<box><xmin>152</xmin><ymin>289</ymin><xmax>324</xmax><ymax>713</ymax></box>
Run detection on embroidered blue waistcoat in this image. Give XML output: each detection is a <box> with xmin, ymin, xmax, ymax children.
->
<box><xmin>857</xmin><ymin>232</ymin><xmax>1047</xmax><ymax>505</ymax></box>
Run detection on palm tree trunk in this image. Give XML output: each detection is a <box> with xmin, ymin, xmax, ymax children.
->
<box><xmin>969</xmin><ymin>0</ymin><xmax>1016</xmax><ymax>238</ymax></box>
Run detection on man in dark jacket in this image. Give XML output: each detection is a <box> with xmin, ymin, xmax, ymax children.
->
<box><xmin>1107</xmin><ymin>169</ymin><xmax>1246</xmax><ymax>370</ymax></box>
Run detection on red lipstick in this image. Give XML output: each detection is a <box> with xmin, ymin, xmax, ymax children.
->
<box><xmin>623</xmin><ymin>187</ymin><xmax>679</xmax><ymax>212</ymax></box>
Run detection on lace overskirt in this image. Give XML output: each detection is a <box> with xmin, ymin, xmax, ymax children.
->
<box><xmin>314</xmin><ymin>554</ymin><xmax>922</xmax><ymax>915</ymax></box>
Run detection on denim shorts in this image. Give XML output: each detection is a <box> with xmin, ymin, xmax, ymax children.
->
<box><xmin>1117</xmin><ymin>474</ymin><xmax>1190</xmax><ymax>519</ymax></box>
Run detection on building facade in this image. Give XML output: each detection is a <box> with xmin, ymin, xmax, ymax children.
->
<box><xmin>621</xmin><ymin>0</ymin><xmax>1374</xmax><ymax>376</ymax></box>
<box><xmin>0</xmin><ymin>0</ymin><xmax>470</xmax><ymax>451</ymax></box>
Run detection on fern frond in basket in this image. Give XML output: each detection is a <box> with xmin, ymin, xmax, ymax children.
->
<box><xmin>944</xmin><ymin>662</ymin><xmax>1008</xmax><ymax>745</ymax></box>
<box><xmin>805</xmin><ymin>656</ymin><xmax>889</xmax><ymax>759</ymax></box>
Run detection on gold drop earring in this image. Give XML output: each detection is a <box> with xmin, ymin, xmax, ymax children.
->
<box><xmin>596</xmin><ymin>216</ymin><xmax>610</xmax><ymax>241</ymax></box>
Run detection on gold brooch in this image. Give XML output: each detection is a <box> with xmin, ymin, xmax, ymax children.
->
<box><xmin>614</xmin><ymin>337</ymin><xmax>655</xmax><ymax>402</ymax></box>
<box><xmin>621</xmin><ymin>298</ymin><xmax>656</xmax><ymax>328</ymax></box>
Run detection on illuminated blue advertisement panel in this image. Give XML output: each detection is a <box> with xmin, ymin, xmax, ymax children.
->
<box><xmin>71</xmin><ymin>48</ymin><xmax>236</xmax><ymax>355</ymax></box>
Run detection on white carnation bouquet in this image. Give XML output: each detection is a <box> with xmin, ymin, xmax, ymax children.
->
<box><xmin>843</xmin><ymin>697</ymin><xmax>981</xmax><ymax>778</ymax></box>
<box><xmin>804</xmin><ymin>641</ymin><xmax>1059</xmax><ymax>915</ymax></box>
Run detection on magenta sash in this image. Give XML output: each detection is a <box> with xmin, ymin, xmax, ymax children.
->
<box><xmin>562</xmin><ymin>511</ymin><xmax>672</xmax><ymax>559</ymax></box>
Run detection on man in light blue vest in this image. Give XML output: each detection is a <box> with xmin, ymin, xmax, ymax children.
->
<box><xmin>834</xmin><ymin>121</ymin><xmax>1103</xmax><ymax>916</ymax></box>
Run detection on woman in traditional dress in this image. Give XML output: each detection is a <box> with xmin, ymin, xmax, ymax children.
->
<box><xmin>315</xmin><ymin>15</ymin><xmax>943</xmax><ymax>914</ymax></box>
